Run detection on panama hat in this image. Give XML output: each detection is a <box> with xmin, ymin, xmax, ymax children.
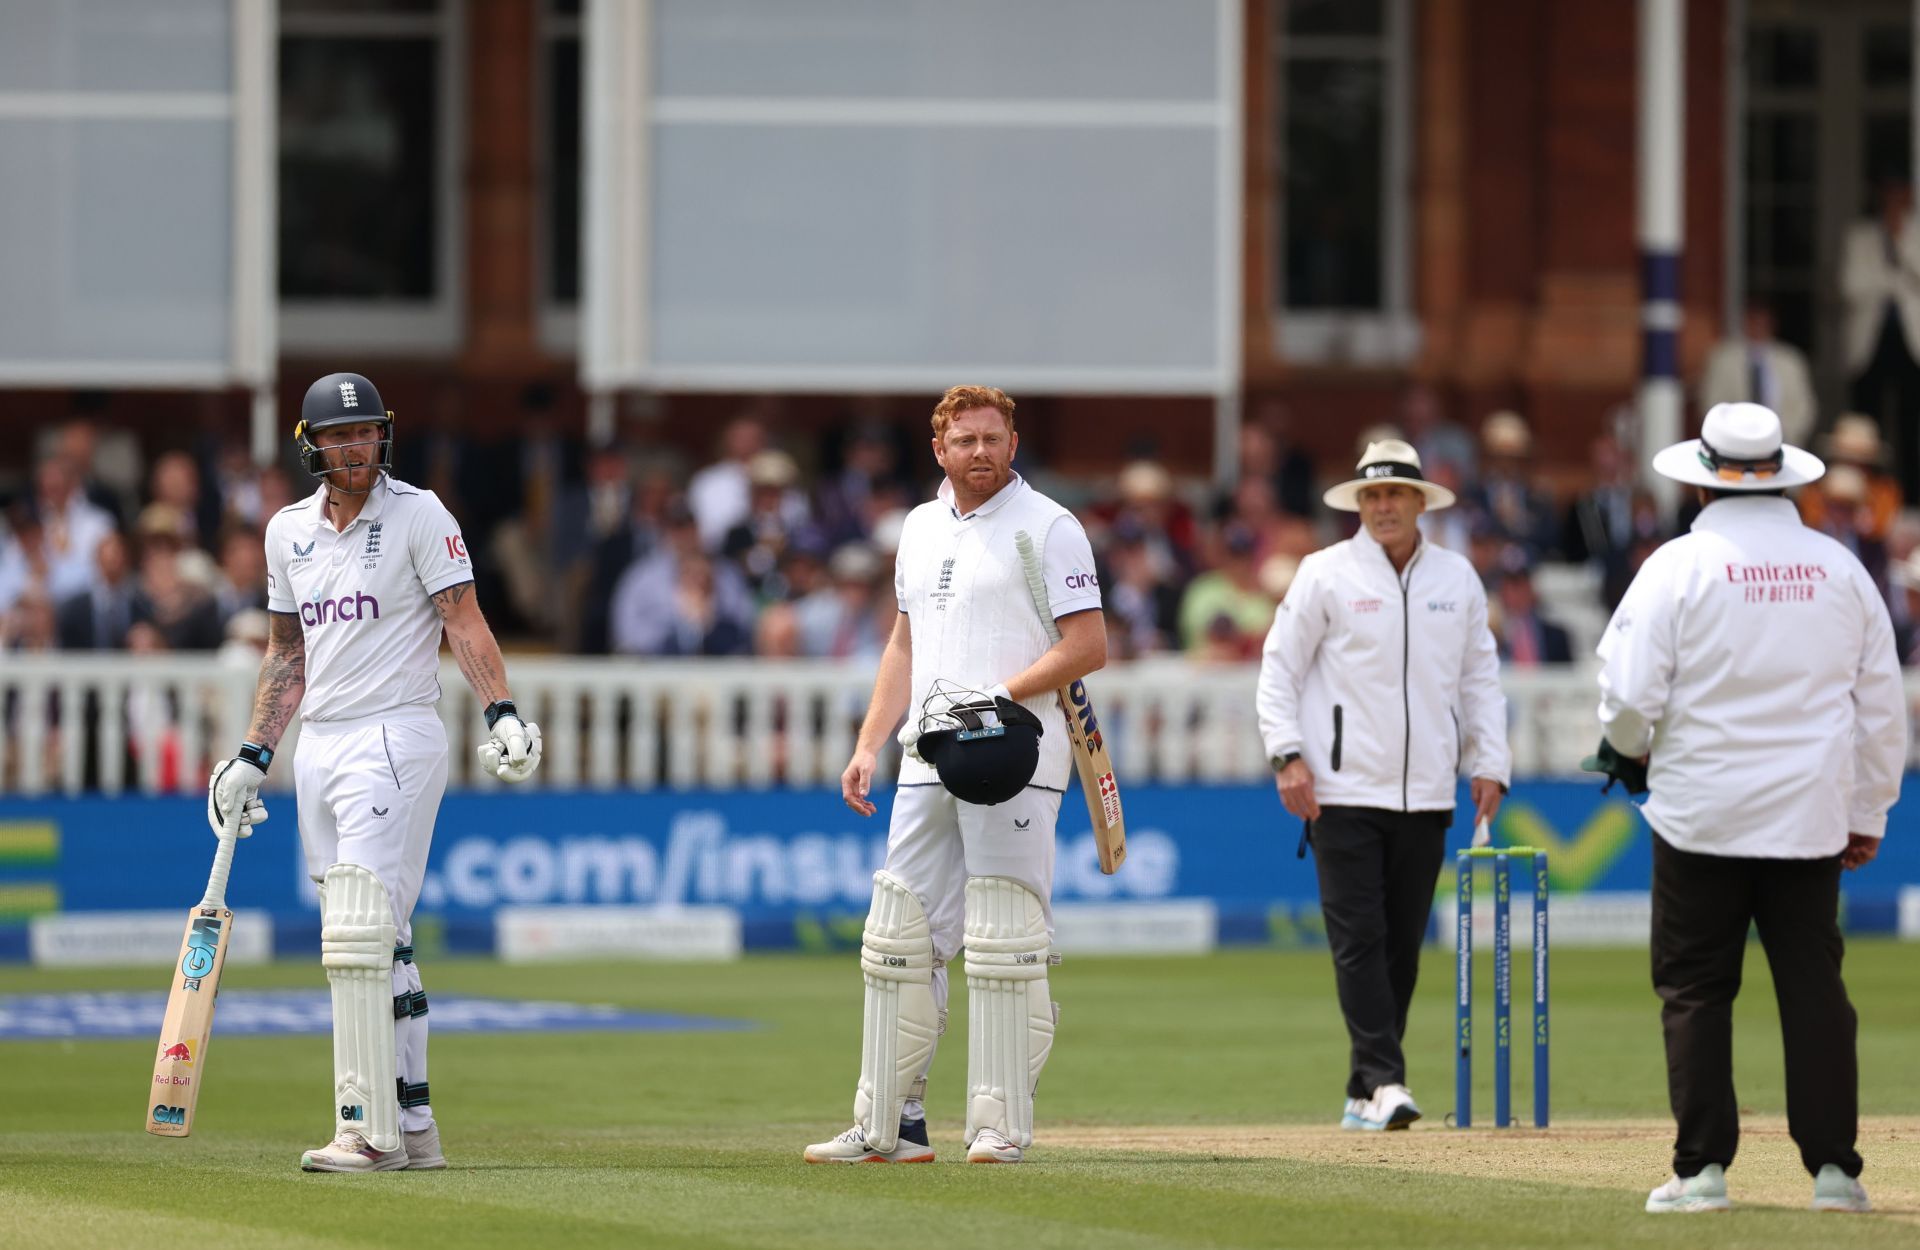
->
<box><xmin>1651</xmin><ymin>402</ymin><xmax>1824</xmax><ymax>491</ymax></box>
<box><xmin>1323</xmin><ymin>439</ymin><xmax>1457</xmax><ymax>512</ymax></box>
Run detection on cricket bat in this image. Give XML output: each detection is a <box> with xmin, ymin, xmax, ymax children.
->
<box><xmin>146</xmin><ymin>815</ymin><xmax>241</xmax><ymax>1137</ymax></box>
<box><xmin>1014</xmin><ymin>529</ymin><xmax>1126</xmax><ymax>874</ymax></box>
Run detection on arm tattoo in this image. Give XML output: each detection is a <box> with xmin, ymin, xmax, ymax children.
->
<box><xmin>429</xmin><ymin>581</ymin><xmax>473</xmax><ymax>618</ymax></box>
<box><xmin>245</xmin><ymin>613</ymin><xmax>306</xmax><ymax>748</ymax></box>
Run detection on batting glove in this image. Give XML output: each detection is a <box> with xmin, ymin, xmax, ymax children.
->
<box><xmin>479</xmin><ymin>700</ymin><xmax>543</xmax><ymax>784</ymax></box>
<box><xmin>207</xmin><ymin>742</ymin><xmax>272</xmax><ymax>838</ymax></box>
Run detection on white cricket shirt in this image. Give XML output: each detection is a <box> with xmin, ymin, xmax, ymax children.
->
<box><xmin>894</xmin><ymin>473</ymin><xmax>1102</xmax><ymax>792</ymax></box>
<box><xmin>264</xmin><ymin>476</ymin><xmax>474</xmax><ymax>723</ymax></box>
<box><xmin>1597</xmin><ymin>495</ymin><xmax>1906</xmax><ymax>855</ymax></box>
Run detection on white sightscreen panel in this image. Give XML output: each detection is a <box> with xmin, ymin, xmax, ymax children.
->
<box><xmin>0</xmin><ymin>0</ymin><xmax>230</xmax><ymax>94</ymax></box>
<box><xmin>649</xmin><ymin>125</ymin><xmax>1218</xmax><ymax>374</ymax></box>
<box><xmin>0</xmin><ymin>119</ymin><xmax>232</xmax><ymax>365</ymax></box>
<box><xmin>655</xmin><ymin>0</ymin><xmax>1217</xmax><ymax>101</ymax></box>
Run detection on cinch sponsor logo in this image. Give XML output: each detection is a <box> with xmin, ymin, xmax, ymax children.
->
<box><xmin>300</xmin><ymin>593</ymin><xmax>381</xmax><ymax>627</ymax></box>
<box><xmin>1063</xmin><ymin>569</ymin><xmax>1098</xmax><ymax>590</ymax></box>
<box><xmin>181</xmin><ymin>916</ymin><xmax>222</xmax><ymax>980</ymax></box>
<box><xmin>1725</xmin><ymin>562</ymin><xmax>1827</xmax><ymax>583</ymax></box>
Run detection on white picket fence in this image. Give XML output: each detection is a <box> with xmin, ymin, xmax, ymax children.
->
<box><xmin>2</xmin><ymin>654</ymin><xmax>1915</xmax><ymax>797</ymax></box>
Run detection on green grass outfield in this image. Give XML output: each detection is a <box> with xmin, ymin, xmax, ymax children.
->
<box><xmin>3</xmin><ymin>943</ymin><xmax>1917</xmax><ymax>1249</ymax></box>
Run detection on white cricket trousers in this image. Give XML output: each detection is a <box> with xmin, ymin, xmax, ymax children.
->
<box><xmin>295</xmin><ymin>705</ymin><xmax>448</xmax><ymax>1132</ymax></box>
<box><xmin>880</xmin><ymin>781</ymin><xmax>1062</xmax><ymax>1118</ymax></box>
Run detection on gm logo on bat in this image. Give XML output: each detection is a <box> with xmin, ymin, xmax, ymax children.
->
<box><xmin>1067</xmin><ymin>681</ymin><xmax>1105</xmax><ymax>752</ymax></box>
<box><xmin>180</xmin><ymin>915</ymin><xmax>223</xmax><ymax>981</ymax></box>
<box><xmin>152</xmin><ymin>1105</ymin><xmax>186</xmax><ymax>1126</ymax></box>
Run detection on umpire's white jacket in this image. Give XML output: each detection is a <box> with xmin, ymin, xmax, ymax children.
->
<box><xmin>1257</xmin><ymin>530</ymin><xmax>1511</xmax><ymax>811</ymax></box>
<box><xmin>1597</xmin><ymin>496</ymin><xmax>1906</xmax><ymax>856</ymax></box>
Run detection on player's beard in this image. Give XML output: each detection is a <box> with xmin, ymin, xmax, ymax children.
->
<box><xmin>950</xmin><ymin>456</ymin><xmax>1012</xmax><ymax>502</ymax></box>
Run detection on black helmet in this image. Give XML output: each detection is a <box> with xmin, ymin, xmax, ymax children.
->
<box><xmin>916</xmin><ymin>685</ymin><xmax>1044</xmax><ymax>806</ymax></box>
<box><xmin>295</xmin><ymin>372</ymin><xmax>393</xmax><ymax>494</ymax></box>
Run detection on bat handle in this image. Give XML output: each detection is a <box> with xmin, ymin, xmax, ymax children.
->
<box><xmin>198</xmin><ymin>817</ymin><xmax>240</xmax><ymax>911</ymax></box>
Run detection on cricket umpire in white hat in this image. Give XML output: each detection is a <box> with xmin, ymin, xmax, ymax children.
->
<box><xmin>1592</xmin><ymin>402</ymin><xmax>1905</xmax><ymax>1214</ymax></box>
<box><xmin>1256</xmin><ymin>439</ymin><xmax>1511</xmax><ymax>1131</ymax></box>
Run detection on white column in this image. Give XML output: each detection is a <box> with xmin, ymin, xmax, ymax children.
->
<box><xmin>1637</xmin><ymin>0</ymin><xmax>1686</xmax><ymax>514</ymax></box>
<box><xmin>232</xmin><ymin>0</ymin><xmax>279</xmax><ymax>464</ymax></box>
<box><xmin>582</xmin><ymin>0</ymin><xmax>651</xmax><ymax>397</ymax></box>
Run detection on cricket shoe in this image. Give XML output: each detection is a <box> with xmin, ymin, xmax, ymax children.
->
<box><xmin>1645</xmin><ymin>1164</ymin><xmax>1731</xmax><ymax>1213</ymax></box>
<box><xmin>404</xmin><ymin>1123</ymin><xmax>447</xmax><ymax>1170</ymax></box>
<box><xmin>1340</xmin><ymin>1098</ymin><xmax>1369</xmax><ymax>1130</ymax></box>
<box><xmin>803</xmin><ymin>1119</ymin><xmax>934</xmax><ymax>1164</ymax></box>
<box><xmin>1810</xmin><ymin>1164</ymin><xmax>1870</xmax><ymax>1213</ymax></box>
<box><xmin>1348</xmin><ymin>1084</ymin><xmax>1422</xmax><ymax>1131</ymax></box>
<box><xmin>300</xmin><ymin>1129</ymin><xmax>409</xmax><ymax>1173</ymax></box>
<box><xmin>967</xmin><ymin>1128</ymin><xmax>1023</xmax><ymax>1164</ymax></box>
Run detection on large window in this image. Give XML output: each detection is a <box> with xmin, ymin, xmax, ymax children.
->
<box><xmin>1274</xmin><ymin>0</ymin><xmax>1413</xmax><ymax>364</ymax></box>
<box><xmin>538</xmin><ymin>0</ymin><xmax>582</xmax><ymax>349</ymax></box>
<box><xmin>277</xmin><ymin>0</ymin><xmax>461</xmax><ymax>352</ymax></box>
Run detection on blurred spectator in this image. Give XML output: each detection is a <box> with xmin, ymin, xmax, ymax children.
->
<box><xmin>1417</xmin><ymin>460</ymin><xmax>1475</xmax><ymax>556</ymax></box>
<box><xmin>754</xmin><ymin>600</ymin><xmax>803</xmax><ymax>658</ymax></box>
<box><xmin>3</xmin><ymin>586</ymin><xmax>57</xmax><ymax>653</ymax></box>
<box><xmin>1800</xmin><ymin>414</ymin><xmax>1902</xmax><ymax>542</ymax></box>
<box><xmin>1178</xmin><ymin>523</ymin><xmax>1274</xmax><ymax>659</ymax></box>
<box><xmin>212</xmin><ymin>444</ymin><xmax>265</xmax><ymax>529</ymax></box>
<box><xmin>1467</xmin><ymin>412</ymin><xmax>1557</xmax><ymax>557</ymax></box>
<box><xmin>608</xmin><ymin>501</ymin><xmax>754</xmax><ymax>655</ymax></box>
<box><xmin>1491</xmin><ymin>554</ymin><xmax>1572</xmax><ymax>667</ymax></box>
<box><xmin>1399</xmin><ymin>384</ymin><xmax>1476</xmax><ymax>483</ymax></box>
<box><xmin>56</xmin><ymin>530</ymin><xmax>140</xmax><ymax>650</ymax></box>
<box><xmin>1699</xmin><ymin>299</ymin><xmax>1816</xmax><ymax>447</ymax></box>
<box><xmin>1110</xmin><ymin>460</ymin><xmax>1199</xmax><ymax>584</ymax></box>
<box><xmin>132</xmin><ymin>507</ymin><xmax>222</xmax><ymax>650</ymax></box>
<box><xmin>212</xmin><ymin>523</ymin><xmax>268</xmax><ymax>627</ymax></box>
<box><xmin>1101</xmin><ymin>517</ymin><xmax>1180</xmax><ymax>658</ymax></box>
<box><xmin>1841</xmin><ymin>177</ymin><xmax>1920</xmax><ymax>494</ymax></box>
<box><xmin>53</xmin><ymin>419</ymin><xmax>131</xmax><ymax>525</ymax></box>
<box><xmin>1560</xmin><ymin>433</ymin><xmax>1640</xmax><ymax>602</ymax></box>
<box><xmin>0</xmin><ymin>500</ymin><xmax>51</xmax><ymax>616</ymax></box>
<box><xmin>654</xmin><ymin>553</ymin><xmax>752</xmax><ymax>656</ymax></box>
<box><xmin>1258</xmin><ymin>553</ymin><xmax>1299</xmax><ymax>604</ymax></box>
<box><xmin>1241</xmin><ymin>399</ymin><xmax>1317</xmax><ymax>519</ymax></box>
<box><xmin>217</xmin><ymin>607</ymin><xmax>272</xmax><ymax>669</ymax></box>
<box><xmin>689</xmin><ymin>416</ymin><xmax>767</xmax><ymax>549</ymax></box>
<box><xmin>1226</xmin><ymin>476</ymin><xmax>1317</xmax><ymax>563</ymax></box>
<box><xmin>723</xmin><ymin>450</ymin><xmax>816</xmax><ymax>599</ymax></box>
<box><xmin>793</xmin><ymin>543</ymin><xmax>886</xmax><ymax>659</ymax></box>
<box><xmin>817</xmin><ymin>423</ymin><xmax>906</xmax><ymax>545</ymax></box>
<box><xmin>1808</xmin><ymin>465</ymin><xmax>1889</xmax><ymax>591</ymax></box>
<box><xmin>32</xmin><ymin>455</ymin><xmax>116</xmax><ymax>604</ymax></box>
<box><xmin>257</xmin><ymin>467</ymin><xmax>297</xmax><ymax>518</ymax></box>
<box><xmin>148</xmin><ymin>450</ymin><xmax>214</xmax><ymax>549</ymax></box>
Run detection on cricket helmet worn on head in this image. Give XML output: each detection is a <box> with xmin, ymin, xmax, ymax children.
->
<box><xmin>295</xmin><ymin>372</ymin><xmax>394</xmax><ymax>493</ymax></box>
<box><xmin>1322</xmin><ymin>439</ymin><xmax>1457</xmax><ymax>512</ymax></box>
<box><xmin>1650</xmin><ymin>402</ymin><xmax>1825</xmax><ymax>491</ymax></box>
<box><xmin>914</xmin><ymin>681</ymin><xmax>1044</xmax><ymax>806</ymax></box>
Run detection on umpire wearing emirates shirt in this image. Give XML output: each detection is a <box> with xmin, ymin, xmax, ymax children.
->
<box><xmin>1257</xmin><ymin>439</ymin><xmax>1511</xmax><ymax>1131</ymax></box>
<box><xmin>1597</xmin><ymin>403</ymin><xmax>1904</xmax><ymax>1215</ymax></box>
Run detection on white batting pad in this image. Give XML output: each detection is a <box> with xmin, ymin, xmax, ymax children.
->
<box><xmin>964</xmin><ymin>875</ymin><xmax>1057</xmax><ymax>1148</ymax></box>
<box><xmin>321</xmin><ymin>862</ymin><xmax>400</xmax><ymax>1152</ymax></box>
<box><xmin>852</xmin><ymin>871</ymin><xmax>938</xmax><ymax>1152</ymax></box>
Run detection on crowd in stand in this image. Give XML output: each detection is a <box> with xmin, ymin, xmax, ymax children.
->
<box><xmin>5</xmin><ymin>389</ymin><xmax>1920</xmax><ymax>671</ymax></box>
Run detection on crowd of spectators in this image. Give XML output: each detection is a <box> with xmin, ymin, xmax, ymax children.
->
<box><xmin>6</xmin><ymin>388</ymin><xmax>1920</xmax><ymax>673</ymax></box>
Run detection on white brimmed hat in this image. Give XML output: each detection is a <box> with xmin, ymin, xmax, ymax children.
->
<box><xmin>1651</xmin><ymin>402</ymin><xmax>1825</xmax><ymax>491</ymax></box>
<box><xmin>1323</xmin><ymin>439</ymin><xmax>1457</xmax><ymax>513</ymax></box>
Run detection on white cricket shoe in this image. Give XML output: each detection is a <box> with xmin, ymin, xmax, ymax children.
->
<box><xmin>300</xmin><ymin>1129</ymin><xmax>409</xmax><ymax>1173</ymax></box>
<box><xmin>803</xmin><ymin>1121</ymin><xmax>935</xmax><ymax>1164</ymax></box>
<box><xmin>1345</xmin><ymin>1084</ymin><xmax>1421</xmax><ymax>1131</ymax></box>
<box><xmin>1810</xmin><ymin>1164</ymin><xmax>1870</xmax><ymax>1213</ymax></box>
<box><xmin>1645</xmin><ymin>1164</ymin><xmax>1731</xmax><ymax>1213</ymax></box>
<box><xmin>967</xmin><ymin>1128</ymin><xmax>1023</xmax><ymax>1164</ymax></box>
<box><xmin>404</xmin><ymin>1123</ymin><xmax>446</xmax><ymax>1170</ymax></box>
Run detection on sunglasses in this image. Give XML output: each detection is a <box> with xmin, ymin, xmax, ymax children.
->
<box><xmin>1697</xmin><ymin>440</ymin><xmax>1782</xmax><ymax>483</ymax></box>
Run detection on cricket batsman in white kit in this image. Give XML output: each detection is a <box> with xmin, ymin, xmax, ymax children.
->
<box><xmin>205</xmin><ymin>372</ymin><xmax>543</xmax><ymax>1172</ymax></box>
<box><xmin>806</xmin><ymin>385</ymin><xmax>1107</xmax><ymax>1164</ymax></box>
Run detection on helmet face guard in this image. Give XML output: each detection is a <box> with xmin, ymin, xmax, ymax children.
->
<box><xmin>295</xmin><ymin>415</ymin><xmax>393</xmax><ymax>495</ymax></box>
<box><xmin>915</xmin><ymin>681</ymin><xmax>1045</xmax><ymax>807</ymax></box>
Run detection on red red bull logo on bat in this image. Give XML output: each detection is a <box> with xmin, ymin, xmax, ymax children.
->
<box><xmin>1067</xmin><ymin>680</ymin><xmax>1104</xmax><ymax>752</ymax></box>
<box><xmin>159</xmin><ymin>1040</ymin><xmax>193</xmax><ymax>1064</ymax></box>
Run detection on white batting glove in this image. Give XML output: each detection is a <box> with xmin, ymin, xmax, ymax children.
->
<box><xmin>479</xmin><ymin>702</ymin><xmax>542</xmax><ymax>783</ymax></box>
<box><xmin>207</xmin><ymin>744</ymin><xmax>271</xmax><ymax>838</ymax></box>
<box><xmin>897</xmin><ymin>721</ymin><xmax>924</xmax><ymax>763</ymax></box>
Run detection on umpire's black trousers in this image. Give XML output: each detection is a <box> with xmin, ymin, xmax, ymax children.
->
<box><xmin>1650</xmin><ymin>831</ymin><xmax>1862</xmax><ymax>1180</ymax></box>
<box><xmin>1310</xmin><ymin>805</ymin><xmax>1449</xmax><ymax>1100</ymax></box>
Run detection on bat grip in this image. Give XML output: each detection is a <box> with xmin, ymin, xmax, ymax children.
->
<box><xmin>199</xmin><ymin>820</ymin><xmax>239</xmax><ymax>910</ymax></box>
<box><xmin>1013</xmin><ymin>530</ymin><xmax>1063</xmax><ymax>644</ymax></box>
